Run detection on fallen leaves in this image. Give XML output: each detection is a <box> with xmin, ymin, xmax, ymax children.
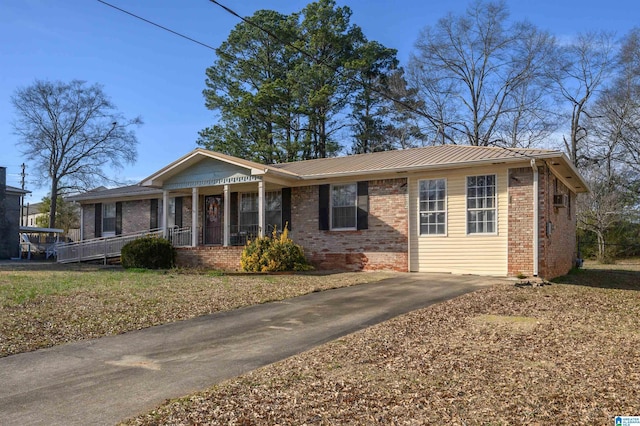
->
<box><xmin>0</xmin><ymin>269</ymin><xmax>393</xmax><ymax>357</ymax></box>
<box><xmin>123</xmin><ymin>266</ymin><xmax>640</xmax><ymax>425</ymax></box>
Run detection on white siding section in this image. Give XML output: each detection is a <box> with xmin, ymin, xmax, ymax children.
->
<box><xmin>409</xmin><ymin>164</ymin><xmax>509</xmax><ymax>275</ymax></box>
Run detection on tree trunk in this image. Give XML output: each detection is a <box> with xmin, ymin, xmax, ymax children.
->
<box><xmin>49</xmin><ymin>180</ymin><xmax>58</xmax><ymax>229</ymax></box>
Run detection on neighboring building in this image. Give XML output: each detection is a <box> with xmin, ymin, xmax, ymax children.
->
<box><xmin>0</xmin><ymin>166</ymin><xmax>30</xmax><ymax>259</ymax></box>
<box><xmin>67</xmin><ymin>145</ymin><xmax>588</xmax><ymax>279</ymax></box>
<box><xmin>22</xmin><ymin>201</ymin><xmax>45</xmax><ymax>227</ymax></box>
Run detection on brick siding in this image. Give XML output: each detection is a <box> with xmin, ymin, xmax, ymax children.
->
<box><xmin>176</xmin><ymin>246</ymin><xmax>243</xmax><ymax>270</ymax></box>
<box><xmin>507</xmin><ymin>166</ymin><xmax>577</xmax><ymax>279</ymax></box>
<box><xmin>538</xmin><ymin>167</ymin><xmax>577</xmax><ymax>279</ymax></box>
<box><xmin>508</xmin><ymin>168</ymin><xmax>535</xmax><ymax>277</ymax></box>
<box><xmin>290</xmin><ymin>178</ymin><xmax>409</xmax><ymax>272</ymax></box>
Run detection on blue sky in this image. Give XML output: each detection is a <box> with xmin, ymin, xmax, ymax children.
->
<box><xmin>1</xmin><ymin>0</ymin><xmax>638</xmax><ymax>203</ymax></box>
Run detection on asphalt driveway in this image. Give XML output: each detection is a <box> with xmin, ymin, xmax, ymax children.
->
<box><xmin>0</xmin><ymin>272</ymin><xmax>503</xmax><ymax>425</ymax></box>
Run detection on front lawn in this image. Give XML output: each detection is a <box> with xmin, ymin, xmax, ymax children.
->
<box><xmin>124</xmin><ymin>261</ymin><xmax>640</xmax><ymax>425</ymax></box>
<box><xmin>0</xmin><ymin>264</ymin><xmax>393</xmax><ymax>357</ymax></box>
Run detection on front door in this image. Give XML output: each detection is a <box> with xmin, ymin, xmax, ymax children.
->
<box><xmin>204</xmin><ymin>195</ymin><xmax>223</xmax><ymax>245</ymax></box>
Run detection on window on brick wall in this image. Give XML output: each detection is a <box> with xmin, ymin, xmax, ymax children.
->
<box><xmin>240</xmin><ymin>191</ymin><xmax>282</xmax><ymax>232</ymax></box>
<box><xmin>331</xmin><ymin>183</ymin><xmax>357</xmax><ymax>230</ymax></box>
<box><xmin>419</xmin><ymin>178</ymin><xmax>447</xmax><ymax>235</ymax></box>
<box><xmin>467</xmin><ymin>174</ymin><xmax>497</xmax><ymax>234</ymax></box>
<box><xmin>102</xmin><ymin>203</ymin><xmax>116</xmax><ymax>236</ymax></box>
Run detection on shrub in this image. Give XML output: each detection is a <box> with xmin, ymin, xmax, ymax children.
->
<box><xmin>121</xmin><ymin>237</ymin><xmax>176</xmax><ymax>270</ymax></box>
<box><xmin>240</xmin><ymin>226</ymin><xmax>313</xmax><ymax>272</ymax></box>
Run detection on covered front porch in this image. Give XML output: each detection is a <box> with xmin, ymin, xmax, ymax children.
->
<box><xmin>144</xmin><ymin>149</ymin><xmax>296</xmax><ymax>250</ymax></box>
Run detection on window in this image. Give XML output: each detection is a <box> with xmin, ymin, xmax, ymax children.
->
<box><xmin>419</xmin><ymin>179</ymin><xmax>446</xmax><ymax>235</ymax></box>
<box><xmin>265</xmin><ymin>191</ymin><xmax>282</xmax><ymax>231</ymax></box>
<box><xmin>240</xmin><ymin>191</ymin><xmax>282</xmax><ymax>231</ymax></box>
<box><xmin>467</xmin><ymin>175</ymin><xmax>497</xmax><ymax>234</ymax></box>
<box><xmin>331</xmin><ymin>183</ymin><xmax>357</xmax><ymax>230</ymax></box>
<box><xmin>240</xmin><ymin>193</ymin><xmax>258</xmax><ymax>230</ymax></box>
<box><xmin>102</xmin><ymin>203</ymin><xmax>116</xmax><ymax>235</ymax></box>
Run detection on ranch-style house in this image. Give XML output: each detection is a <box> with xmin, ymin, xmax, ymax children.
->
<box><xmin>67</xmin><ymin>145</ymin><xmax>588</xmax><ymax>279</ymax></box>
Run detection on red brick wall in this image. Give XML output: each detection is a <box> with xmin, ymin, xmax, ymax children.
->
<box><xmin>290</xmin><ymin>178</ymin><xmax>409</xmax><ymax>272</ymax></box>
<box><xmin>121</xmin><ymin>200</ymin><xmax>152</xmax><ymax>234</ymax></box>
<box><xmin>82</xmin><ymin>204</ymin><xmax>96</xmax><ymax>239</ymax></box>
<box><xmin>538</xmin><ymin>167</ymin><xmax>577</xmax><ymax>279</ymax></box>
<box><xmin>508</xmin><ymin>167</ymin><xmax>535</xmax><ymax>277</ymax></box>
<box><xmin>506</xmin><ymin>166</ymin><xmax>577</xmax><ymax>279</ymax></box>
<box><xmin>176</xmin><ymin>246</ymin><xmax>243</xmax><ymax>271</ymax></box>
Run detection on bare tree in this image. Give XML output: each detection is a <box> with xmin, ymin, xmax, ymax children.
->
<box><xmin>577</xmin><ymin>168</ymin><xmax>633</xmax><ymax>262</ymax></box>
<box><xmin>11</xmin><ymin>80</ymin><xmax>141</xmax><ymax>228</ymax></box>
<box><xmin>554</xmin><ymin>31</ymin><xmax>617</xmax><ymax>166</ymax></box>
<box><xmin>408</xmin><ymin>0</ymin><xmax>558</xmax><ymax>147</ymax></box>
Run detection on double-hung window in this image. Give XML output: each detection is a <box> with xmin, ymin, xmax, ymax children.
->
<box><xmin>240</xmin><ymin>191</ymin><xmax>282</xmax><ymax>232</ymax></box>
<box><xmin>265</xmin><ymin>191</ymin><xmax>282</xmax><ymax>232</ymax></box>
<box><xmin>331</xmin><ymin>183</ymin><xmax>357</xmax><ymax>230</ymax></box>
<box><xmin>419</xmin><ymin>179</ymin><xmax>446</xmax><ymax>235</ymax></box>
<box><xmin>240</xmin><ymin>193</ymin><xmax>259</xmax><ymax>232</ymax></box>
<box><xmin>102</xmin><ymin>203</ymin><xmax>116</xmax><ymax>236</ymax></box>
<box><xmin>467</xmin><ymin>174</ymin><xmax>497</xmax><ymax>234</ymax></box>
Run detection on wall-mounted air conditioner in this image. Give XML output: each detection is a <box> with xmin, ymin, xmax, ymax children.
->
<box><xmin>553</xmin><ymin>194</ymin><xmax>568</xmax><ymax>208</ymax></box>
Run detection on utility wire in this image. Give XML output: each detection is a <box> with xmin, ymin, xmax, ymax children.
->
<box><xmin>207</xmin><ymin>0</ymin><xmax>439</xmax><ymax>125</ymax></box>
<box><xmin>96</xmin><ymin>0</ymin><xmax>217</xmax><ymax>51</ymax></box>
<box><xmin>95</xmin><ymin>0</ymin><xmax>549</xmax><ymax>161</ymax></box>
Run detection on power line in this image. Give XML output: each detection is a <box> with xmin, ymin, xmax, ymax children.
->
<box><xmin>96</xmin><ymin>0</ymin><xmax>217</xmax><ymax>51</ymax></box>
<box><xmin>96</xmin><ymin>0</ymin><xmax>437</xmax><ymax>125</ymax></box>
<box><xmin>95</xmin><ymin>0</ymin><xmax>548</xmax><ymax>161</ymax></box>
<box><xmin>206</xmin><ymin>0</ymin><xmax>439</xmax><ymax>125</ymax></box>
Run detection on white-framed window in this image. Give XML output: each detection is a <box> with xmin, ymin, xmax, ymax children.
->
<box><xmin>265</xmin><ymin>191</ymin><xmax>282</xmax><ymax>231</ymax></box>
<box><xmin>331</xmin><ymin>183</ymin><xmax>357</xmax><ymax>230</ymax></box>
<box><xmin>102</xmin><ymin>202</ymin><xmax>116</xmax><ymax>236</ymax></box>
<box><xmin>240</xmin><ymin>191</ymin><xmax>282</xmax><ymax>230</ymax></box>
<box><xmin>240</xmin><ymin>193</ymin><xmax>259</xmax><ymax>230</ymax></box>
<box><xmin>467</xmin><ymin>174</ymin><xmax>497</xmax><ymax>234</ymax></box>
<box><xmin>419</xmin><ymin>178</ymin><xmax>446</xmax><ymax>235</ymax></box>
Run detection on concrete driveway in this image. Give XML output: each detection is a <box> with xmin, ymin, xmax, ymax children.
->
<box><xmin>0</xmin><ymin>273</ymin><xmax>503</xmax><ymax>425</ymax></box>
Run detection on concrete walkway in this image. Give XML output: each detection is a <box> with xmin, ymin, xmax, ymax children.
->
<box><xmin>0</xmin><ymin>273</ymin><xmax>502</xmax><ymax>425</ymax></box>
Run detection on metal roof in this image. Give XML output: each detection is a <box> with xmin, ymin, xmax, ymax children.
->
<box><xmin>273</xmin><ymin>145</ymin><xmax>555</xmax><ymax>177</ymax></box>
<box><xmin>66</xmin><ymin>185</ymin><xmax>162</xmax><ymax>202</ymax></box>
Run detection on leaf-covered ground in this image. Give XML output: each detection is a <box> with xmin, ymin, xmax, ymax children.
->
<box><xmin>124</xmin><ymin>262</ymin><xmax>640</xmax><ymax>425</ymax></box>
<box><xmin>0</xmin><ymin>263</ymin><xmax>393</xmax><ymax>357</ymax></box>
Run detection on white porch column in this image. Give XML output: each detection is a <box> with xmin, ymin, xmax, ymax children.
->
<box><xmin>258</xmin><ymin>180</ymin><xmax>265</xmax><ymax>237</ymax></box>
<box><xmin>223</xmin><ymin>184</ymin><xmax>230</xmax><ymax>246</ymax></box>
<box><xmin>162</xmin><ymin>190</ymin><xmax>169</xmax><ymax>238</ymax></box>
<box><xmin>191</xmin><ymin>187</ymin><xmax>198</xmax><ymax>247</ymax></box>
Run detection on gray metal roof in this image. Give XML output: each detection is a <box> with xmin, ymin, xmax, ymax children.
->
<box><xmin>67</xmin><ymin>185</ymin><xmax>162</xmax><ymax>202</ymax></box>
<box><xmin>273</xmin><ymin>145</ymin><xmax>556</xmax><ymax>178</ymax></box>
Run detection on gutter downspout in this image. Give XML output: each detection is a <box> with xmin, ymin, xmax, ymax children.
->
<box><xmin>531</xmin><ymin>159</ymin><xmax>539</xmax><ymax>277</ymax></box>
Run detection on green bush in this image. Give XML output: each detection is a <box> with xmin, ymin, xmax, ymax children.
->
<box><xmin>240</xmin><ymin>226</ymin><xmax>313</xmax><ymax>272</ymax></box>
<box><xmin>121</xmin><ymin>237</ymin><xmax>176</xmax><ymax>270</ymax></box>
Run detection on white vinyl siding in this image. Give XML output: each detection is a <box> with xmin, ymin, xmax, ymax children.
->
<box><xmin>409</xmin><ymin>165</ymin><xmax>510</xmax><ymax>275</ymax></box>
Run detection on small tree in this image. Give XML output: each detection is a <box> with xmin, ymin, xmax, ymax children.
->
<box><xmin>35</xmin><ymin>196</ymin><xmax>79</xmax><ymax>234</ymax></box>
<box><xmin>240</xmin><ymin>226</ymin><xmax>312</xmax><ymax>272</ymax></box>
<box><xmin>11</xmin><ymin>79</ymin><xmax>142</xmax><ymax>228</ymax></box>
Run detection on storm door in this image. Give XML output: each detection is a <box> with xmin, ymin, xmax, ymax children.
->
<box><xmin>204</xmin><ymin>195</ymin><xmax>223</xmax><ymax>245</ymax></box>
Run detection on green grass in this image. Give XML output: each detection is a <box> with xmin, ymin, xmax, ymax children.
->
<box><xmin>0</xmin><ymin>269</ymin><xmax>171</xmax><ymax>307</ymax></box>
